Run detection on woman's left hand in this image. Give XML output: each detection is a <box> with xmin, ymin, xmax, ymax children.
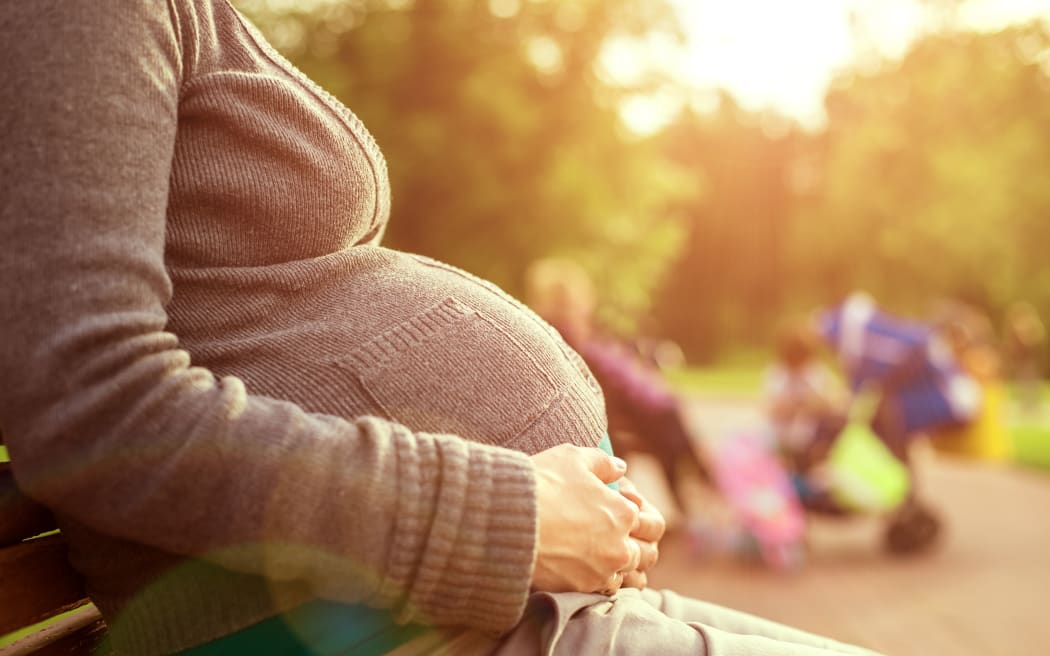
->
<box><xmin>618</xmin><ymin>477</ymin><xmax>666</xmax><ymax>589</ymax></box>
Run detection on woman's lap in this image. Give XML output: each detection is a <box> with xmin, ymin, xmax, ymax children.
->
<box><xmin>632</xmin><ymin>588</ymin><xmax>877</xmax><ymax>655</ymax></box>
<box><xmin>299</xmin><ymin>587</ymin><xmax>879</xmax><ymax>656</ymax></box>
<box><xmin>480</xmin><ymin>587</ymin><xmax>879</xmax><ymax>656</ymax></box>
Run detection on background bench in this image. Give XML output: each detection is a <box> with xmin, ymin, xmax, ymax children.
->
<box><xmin>0</xmin><ymin>454</ymin><xmax>106</xmax><ymax>655</ymax></box>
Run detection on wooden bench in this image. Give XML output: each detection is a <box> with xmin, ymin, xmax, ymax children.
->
<box><xmin>0</xmin><ymin>452</ymin><xmax>106</xmax><ymax>655</ymax></box>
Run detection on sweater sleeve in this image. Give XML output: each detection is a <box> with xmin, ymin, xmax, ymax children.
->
<box><xmin>0</xmin><ymin>0</ymin><xmax>536</xmax><ymax>634</ymax></box>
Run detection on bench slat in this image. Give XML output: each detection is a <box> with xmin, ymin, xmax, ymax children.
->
<box><xmin>0</xmin><ymin>605</ymin><xmax>105</xmax><ymax>656</ymax></box>
<box><xmin>0</xmin><ymin>463</ymin><xmax>59</xmax><ymax>548</ymax></box>
<box><xmin>0</xmin><ymin>536</ymin><xmax>90</xmax><ymax>635</ymax></box>
<box><xmin>1</xmin><ymin>440</ymin><xmax>108</xmax><ymax>653</ymax></box>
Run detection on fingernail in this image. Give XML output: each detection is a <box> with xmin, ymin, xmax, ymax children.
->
<box><xmin>612</xmin><ymin>456</ymin><xmax>627</xmax><ymax>472</ymax></box>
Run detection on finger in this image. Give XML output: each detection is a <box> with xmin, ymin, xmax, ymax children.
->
<box><xmin>622</xmin><ymin>537</ymin><xmax>642</xmax><ymax>572</ymax></box>
<box><xmin>632</xmin><ymin>506</ymin><xmax>666</xmax><ymax>543</ymax></box>
<box><xmin>632</xmin><ymin>537</ymin><xmax>659</xmax><ymax>572</ymax></box>
<box><xmin>600</xmin><ymin>570</ymin><xmax>624</xmax><ymax>595</ymax></box>
<box><xmin>605</xmin><ymin>491</ymin><xmax>641</xmax><ymax>537</ymax></box>
<box><xmin>580</xmin><ymin>447</ymin><xmax>628</xmax><ymax>484</ymax></box>
<box><xmin>622</xmin><ymin>570</ymin><xmax>647</xmax><ymax>590</ymax></box>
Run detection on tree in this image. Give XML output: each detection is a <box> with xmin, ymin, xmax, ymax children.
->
<box><xmin>652</xmin><ymin>96</ymin><xmax>804</xmax><ymax>361</ymax></box>
<box><xmin>791</xmin><ymin>22</ymin><xmax>1050</xmax><ymax>336</ymax></box>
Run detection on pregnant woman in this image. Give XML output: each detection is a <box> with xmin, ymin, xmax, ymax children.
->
<box><xmin>0</xmin><ymin>2</ymin><xmax>876</xmax><ymax>654</ymax></box>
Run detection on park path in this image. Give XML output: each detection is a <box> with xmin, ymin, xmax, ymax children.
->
<box><xmin>636</xmin><ymin>395</ymin><xmax>1050</xmax><ymax>656</ymax></box>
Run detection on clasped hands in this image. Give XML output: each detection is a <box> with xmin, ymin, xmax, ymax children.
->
<box><xmin>530</xmin><ymin>444</ymin><xmax>666</xmax><ymax>596</ymax></box>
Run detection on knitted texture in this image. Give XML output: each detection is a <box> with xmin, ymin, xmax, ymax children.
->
<box><xmin>0</xmin><ymin>1</ymin><xmax>606</xmax><ymax>654</ymax></box>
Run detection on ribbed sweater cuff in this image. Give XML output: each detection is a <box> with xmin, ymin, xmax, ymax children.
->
<box><xmin>378</xmin><ymin>431</ymin><xmax>537</xmax><ymax>634</ymax></box>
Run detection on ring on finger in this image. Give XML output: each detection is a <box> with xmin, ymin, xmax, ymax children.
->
<box><xmin>600</xmin><ymin>570</ymin><xmax>624</xmax><ymax>596</ymax></box>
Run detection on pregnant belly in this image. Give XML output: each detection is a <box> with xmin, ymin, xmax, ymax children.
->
<box><xmin>167</xmin><ymin>246</ymin><xmax>607</xmax><ymax>454</ymax></box>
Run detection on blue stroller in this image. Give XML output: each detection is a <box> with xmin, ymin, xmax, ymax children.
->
<box><xmin>814</xmin><ymin>293</ymin><xmax>982</xmax><ymax>552</ymax></box>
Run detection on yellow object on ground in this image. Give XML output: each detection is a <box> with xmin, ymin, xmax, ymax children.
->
<box><xmin>931</xmin><ymin>382</ymin><xmax>1012</xmax><ymax>461</ymax></box>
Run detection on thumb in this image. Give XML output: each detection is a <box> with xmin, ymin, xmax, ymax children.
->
<box><xmin>580</xmin><ymin>447</ymin><xmax>628</xmax><ymax>484</ymax></box>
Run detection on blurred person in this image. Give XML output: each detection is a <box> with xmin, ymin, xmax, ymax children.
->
<box><xmin>929</xmin><ymin>301</ymin><xmax>1011</xmax><ymax>461</ymax></box>
<box><xmin>525</xmin><ymin>258</ymin><xmax>711</xmax><ymax>520</ymax></box>
<box><xmin>634</xmin><ymin>317</ymin><xmax>688</xmax><ymax>372</ymax></box>
<box><xmin>760</xmin><ymin>319</ymin><xmax>852</xmax><ymax>516</ymax></box>
<box><xmin>1004</xmin><ymin>301</ymin><xmax>1047</xmax><ymax>414</ymax></box>
<box><xmin>0</xmin><ymin>3</ymin><xmax>878</xmax><ymax>655</ymax></box>
<box><xmin>763</xmin><ymin>318</ymin><xmax>848</xmax><ymax>474</ymax></box>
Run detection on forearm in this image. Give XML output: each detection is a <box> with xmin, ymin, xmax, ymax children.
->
<box><xmin>1</xmin><ymin>314</ymin><xmax>539</xmax><ymax>630</ymax></box>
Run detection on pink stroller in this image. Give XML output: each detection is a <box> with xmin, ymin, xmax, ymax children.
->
<box><xmin>709</xmin><ymin>430</ymin><xmax>806</xmax><ymax>571</ymax></box>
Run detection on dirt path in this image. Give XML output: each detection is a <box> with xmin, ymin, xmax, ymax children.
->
<box><xmin>638</xmin><ymin>396</ymin><xmax>1050</xmax><ymax>656</ymax></box>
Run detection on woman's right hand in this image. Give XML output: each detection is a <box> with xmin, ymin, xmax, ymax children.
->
<box><xmin>529</xmin><ymin>444</ymin><xmax>641</xmax><ymax>594</ymax></box>
<box><xmin>618</xmin><ymin>476</ymin><xmax>665</xmax><ymax>590</ymax></box>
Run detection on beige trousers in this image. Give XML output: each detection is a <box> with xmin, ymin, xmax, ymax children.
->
<box><xmin>389</xmin><ymin>588</ymin><xmax>880</xmax><ymax>656</ymax></box>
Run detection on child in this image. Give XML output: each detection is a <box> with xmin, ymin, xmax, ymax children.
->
<box><xmin>763</xmin><ymin>318</ymin><xmax>847</xmax><ymax>474</ymax></box>
<box><xmin>930</xmin><ymin>301</ymin><xmax>1011</xmax><ymax>461</ymax></box>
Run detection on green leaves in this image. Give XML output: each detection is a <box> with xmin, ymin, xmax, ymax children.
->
<box><xmin>800</xmin><ymin>23</ymin><xmax>1050</xmax><ymax>318</ymax></box>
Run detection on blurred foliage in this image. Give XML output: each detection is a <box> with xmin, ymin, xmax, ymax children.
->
<box><xmin>238</xmin><ymin>0</ymin><xmax>692</xmax><ymax>332</ymax></box>
<box><xmin>236</xmin><ymin>1</ymin><xmax>1050</xmax><ymax>372</ymax></box>
<box><xmin>793</xmin><ymin>23</ymin><xmax>1050</xmax><ymax>320</ymax></box>
<box><xmin>652</xmin><ymin>97</ymin><xmax>803</xmax><ymax>360</ymax></box>
<box><xmin>657</xmin><ymin>21</ymin><xmax>1050</xmax><ymax>366</ymax></box>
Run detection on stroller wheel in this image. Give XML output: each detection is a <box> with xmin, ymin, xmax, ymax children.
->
<box><xmin>883</xmin><ymin>501</ymin><xmax>942</xmax><ymax>555</ymax></box>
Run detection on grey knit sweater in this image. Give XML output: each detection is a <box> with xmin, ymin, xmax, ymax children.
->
<box><xmin>0</xmin><ymin>1</ymin><xmax>606</xmax><ymax>654</ymax></box>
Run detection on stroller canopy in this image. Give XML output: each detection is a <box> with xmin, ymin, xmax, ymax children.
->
<box><xmin>818</xmin><ymin>293</ymin><xmax>981</xmax><ymax>434</ymax></box>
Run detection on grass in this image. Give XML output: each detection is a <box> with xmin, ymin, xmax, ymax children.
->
<box><xmin>1012</xmin><ymin>423</ymin><xmax>1050</xmax><ymax>471</ymax></box>
<box><xmin>666</xmin><ymin>350</ymin><xmax>770</xmax><ymax>397</ymax></box>
<box><xmin>666</xmin><ymin>365</ymin><xmax>765</xmax><ymax>396</ymax></box>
